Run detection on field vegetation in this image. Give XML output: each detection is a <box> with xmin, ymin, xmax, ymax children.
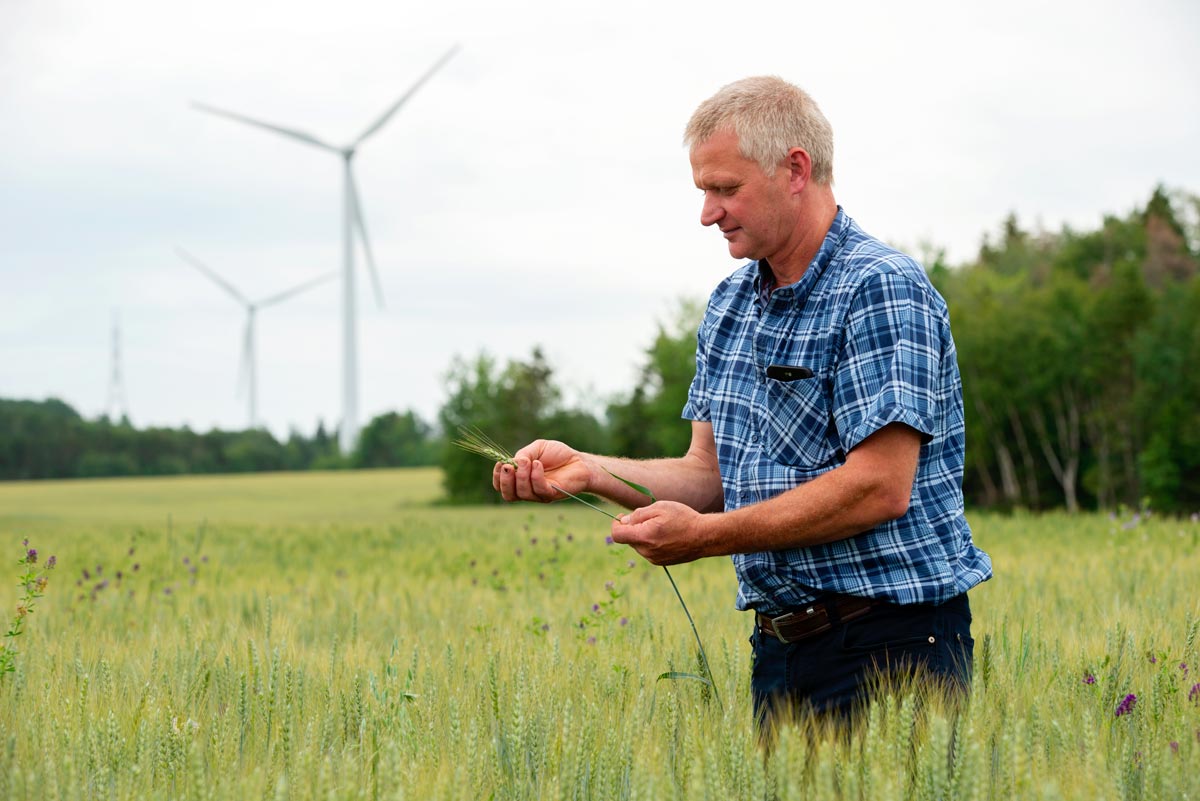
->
<box><xmin>1</xmin><ymin>469</ymin><xmax>1198</xmax><ymax>799</ymax></box>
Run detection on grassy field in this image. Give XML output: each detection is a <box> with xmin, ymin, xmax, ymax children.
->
<box><xmin>0</xmin><ymin>469</ymin><xmax>1197</xmax><ymax>800</ymax></box>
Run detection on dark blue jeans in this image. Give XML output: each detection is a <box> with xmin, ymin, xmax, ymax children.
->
<box><xmin>750</xmin><ymin>593</ymin><xmax>974</xmax><ymax>730</ymax></box>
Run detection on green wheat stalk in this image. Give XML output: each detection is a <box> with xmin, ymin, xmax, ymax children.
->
<box><xmin>454</xmin><ymin>426</ymin><xmax>720</xmax><ymax>705</ymax></box>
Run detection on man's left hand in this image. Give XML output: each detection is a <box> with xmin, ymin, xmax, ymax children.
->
<box><xmin>610</xmin><ymin>501</ymin><xmax>711</xmax><ymax>566</ymax></box>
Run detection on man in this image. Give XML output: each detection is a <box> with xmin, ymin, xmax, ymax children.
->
<box><xmin>493</xmin><ymin>76</ymin><xmax>992</xmax><ymax>729</ymax></box>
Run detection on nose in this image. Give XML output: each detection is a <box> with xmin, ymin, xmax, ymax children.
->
<box><xmin>700</xmin><ymin>191</ymin><xmax>724</xmax><ymax>228</ymax></box>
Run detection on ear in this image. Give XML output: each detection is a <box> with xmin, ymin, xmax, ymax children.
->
<box><xmin>785</xmin><ymin>147</ymin><xmax>811</xmax><ymax>195</ymax></box>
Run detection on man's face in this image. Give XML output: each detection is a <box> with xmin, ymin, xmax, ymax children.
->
<box><xmin>690</xmin><ymin>129</ymin><xmax>793</xmax><ymax>262</ymax></box>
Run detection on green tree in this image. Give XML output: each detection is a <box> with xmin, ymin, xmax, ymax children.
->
<box><xmin>608</xmin><ymin>299</ymin><xmax>702</xmax><ymax>459</ymax></box>
<box><xmin>353</xmin><ymin>410</ymin><xmax>439</xmax><ymax>468</ymax></box>
<box><xmin>439</xmin><ymin>348</ymin><xmax>570</xmax><ymax>504</ymax></box>
<box><xmin>1133</xmin><ymin>276</ymin><xmax>1200</xmax><ymax>511</ymax></box>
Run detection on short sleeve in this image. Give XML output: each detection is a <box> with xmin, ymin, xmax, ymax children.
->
<box><xmin>682</xmin><ymin>321</ymin><xmax>711</xmax><ymax>422</ymax></box>
<box><xmin>833</xmin><ymin>271</ymin><xmax>941</xmax><ymax>452</ymax></box>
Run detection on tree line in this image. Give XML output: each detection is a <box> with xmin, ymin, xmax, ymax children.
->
<box><xmin>3</xmin><ymin>186</ymin><xmax>1197</xmax><ymax>513</ymax></box>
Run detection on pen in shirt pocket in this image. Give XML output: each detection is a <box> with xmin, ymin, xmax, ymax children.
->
<box><xmin>766</xmin><ymin>364</ymin><xmax>814</xmax><ymax>382</ymax></box>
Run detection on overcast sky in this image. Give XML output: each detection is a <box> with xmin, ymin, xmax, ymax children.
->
<box><xmin>2</xmin><ymin>0</ymin><xmax>1198</xmax><ymax>441</ymax></box>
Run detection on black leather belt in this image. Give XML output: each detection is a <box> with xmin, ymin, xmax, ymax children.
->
<box><xmin>756</xmin><ymin>595</ymin><xmax>879</xmax><ymax>644</ymax></box>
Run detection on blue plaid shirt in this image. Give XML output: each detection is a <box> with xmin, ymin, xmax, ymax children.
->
<box><xmin>683</xmin><ymin>208</ymin><xmax>992</xmax><ymax>615</ymax></box>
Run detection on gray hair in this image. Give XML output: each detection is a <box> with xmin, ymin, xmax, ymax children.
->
<box><xmin>684</xmin><ymin>76</ymin><xmax>834</xmax><ymax>184</ymax></box>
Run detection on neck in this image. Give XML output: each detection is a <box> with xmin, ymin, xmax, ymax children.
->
<box><xmin>767</xmin><ymin>186</ymin><xmax>838</xmax><ymax>286</ymax></box>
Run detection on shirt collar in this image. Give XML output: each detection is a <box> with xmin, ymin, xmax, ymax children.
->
<box><xmin>755</xmin><ymin>206</ymin><xmax>848</xmax><ymax>306</ymax></box>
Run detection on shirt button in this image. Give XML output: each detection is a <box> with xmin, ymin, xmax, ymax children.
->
<box><xmin>751</xmin><ymin>433</ymin><xmax>759</xmax><ymax>443</ymax></box>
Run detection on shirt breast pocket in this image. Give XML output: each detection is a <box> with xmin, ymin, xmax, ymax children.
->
<box><xmin>759</xmin><ymin>376</ymin><xmax>838</xmax><ymax>468</ymax></box>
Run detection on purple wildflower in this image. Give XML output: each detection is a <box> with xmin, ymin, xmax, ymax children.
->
<box><xmin>1115</xmin><ymin>693</ymin><xmax>1137</xmax><ymax>717</ymax></box>
<box><xmin>1083</xmin><ymin>674</ymin><xmax>1096</xmax><ymax>685</ymax></box>
<box><xmin>604</xmin><ymin>535</ymin><xmax>614</xmax><ymax>546</ymax></box>
<box><xmin>82</xmin><ymin>568</ymin><xmax>90</xmax><ymax>580</ymax></box>
<box><xmin>514</xmin><ymin>549</ymin><xmax>522</xmax><ymax>557</ymax></box>
<box><xmin>566</xmin><ymin>533</ymin><xmax>574</xmax><ymax>542</ymax></box>
<box><xmin>1181</xmin><ymin>662</ymin><xmax>1189</xmax><ymax>676</ymax></box>
<box><xmin>182</xmin><ymin>557</ymin><xmax>189</xmax><ymax>565</ymax></box>
<box><xmin>132</xmin><ymin>563</ymin><xmax>140</xmax><ymax>572</ymax></box>
<box><xmin>1170</xmin><ymin>741</ymin><xmax>1179</xmax><ymax>755</ymax></box>
<box><xmin>530</xmin><ymin>537</ymin><xmax>538</xmax><ymax>546</ymax></box>
<box><xmin>22</xmin><ymin>539</ymin><xmax>28</xmax><ymax>547</ymax></box>
<box><xmin>1189</xmin><ymin>683</ymin><xmax>1200</xmax><ymax>704</ymax></box>
<box><xmin>604</xmin><ymin>580</ymin><xmax>614</xmax><ymax>591</ymax></box>
<box><xmin>25</xmin><ymin>549</ymin><xmax>37</xmax><ymax>564</ymax></box>
<box><xmin>1149</xmin><ymin>654</ymin><xmax>1158</xmax><ymax>664</ymax></box>
<box><xmin>619</xmin><ymin>617</ymin><xmax>628</xmax><ymax>626</ymax></box>
<box><xmin>540</xmin><ymin>623</ymin><xmax>550</xmax><ymax>632</ymax></box>
<box><xmin>45</xmin><ymin>555</ymin><xmax>56</xmax><ymax>569</ymax></box>
<box><xmin>592</xmin><ymin>603</ymin><xmax>600</xmax><ymax>613</ymax></box>
<box><xmin>586</xmin><ymin>636</ymin><xmax>596</xmax><ymax>645</ymax></box>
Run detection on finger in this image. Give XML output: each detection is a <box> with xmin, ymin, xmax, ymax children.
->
<box><xmin>530</xmin><ymin>460</ymin><xmax>561</xmax><ymax>502</ymax></box>
<box><xmin>621</xmin><ymin>504</ymin><xmax>655</xmax><ymax>526</ymax></box>
<box><xmin>497</xmin><ymin>462</ymin><xmax>518</xmax><ymax>502</ymax></box>
<box><xmin>514</xmin><ymin>456</ymin><xmax>540</xmax><ymax>502</ymax></box>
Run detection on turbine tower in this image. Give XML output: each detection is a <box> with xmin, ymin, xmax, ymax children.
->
<box><xmin>105</xmin><ymin>309</ymin><xmax>130</xmax><ymax>422</ymax></box>
<box><xmin>177</xmin><ymin>247</ymin><xmax>336</xmax><ymax>430</ymax></box>
<box><xmin>192</xmin><ymin>45</ymin><xmax>459</xmax><ymax>453</ymax></box>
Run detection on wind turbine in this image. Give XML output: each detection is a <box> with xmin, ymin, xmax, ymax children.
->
<box><xmin>177</xmin><ymin>247</ymin><xmax>336</xmax><ymax>430</ymax></box>
<box><xmin>192</xmin><ymin>45</ymin><xmax>459</xmax><ymax>453</ymax></box>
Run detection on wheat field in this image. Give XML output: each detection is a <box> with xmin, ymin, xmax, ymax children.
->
<box><xmin>1</xmin><ymin>469</ymin><xmax>1197</xmax><ymax>800</ymax></box>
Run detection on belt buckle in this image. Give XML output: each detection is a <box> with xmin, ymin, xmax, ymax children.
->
<box><xmin>767</xmin><ymin>605</ymin><xmax>818</xmax><ymax>644</ymax></box>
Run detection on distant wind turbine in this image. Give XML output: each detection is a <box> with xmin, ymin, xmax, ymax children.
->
<box><xmin>177</xmin><ymin>247</ymin><xmax>337</xmax><ymax>430</ymax></box>
<box><xmin>192</xmin><ymin>45</ymin><xmax>459</xmax><ymax>453</ymax></box>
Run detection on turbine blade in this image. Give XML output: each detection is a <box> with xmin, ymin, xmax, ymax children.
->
<box><xmin>192</xmin><ymin>101</ymin><xmax>340</xmax><ymax>154</ymax></box>
<box><xmin>257</xmin><ymin>271</ymin><xmax>338</xmax><ymax>308</ymax></box>
<box><xmin>353</xmin><ymin>44</ymin><xmax>459</xmax><ymax>147</ymax></box>
<box><xmin>347</xmin><ymin>168</ymin><xmax>385</xmax><ymax>309</ymax></box>
<box><xmin>176</xmin><ymin>246</ymin><xmax>250</xmax><ymax>306</ymax></box>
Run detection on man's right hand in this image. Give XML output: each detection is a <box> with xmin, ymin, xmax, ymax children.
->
<box><xmin>493</xmin><ymin>439</ymin><xmax>591</xmax><ymax>503</ymax></box>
